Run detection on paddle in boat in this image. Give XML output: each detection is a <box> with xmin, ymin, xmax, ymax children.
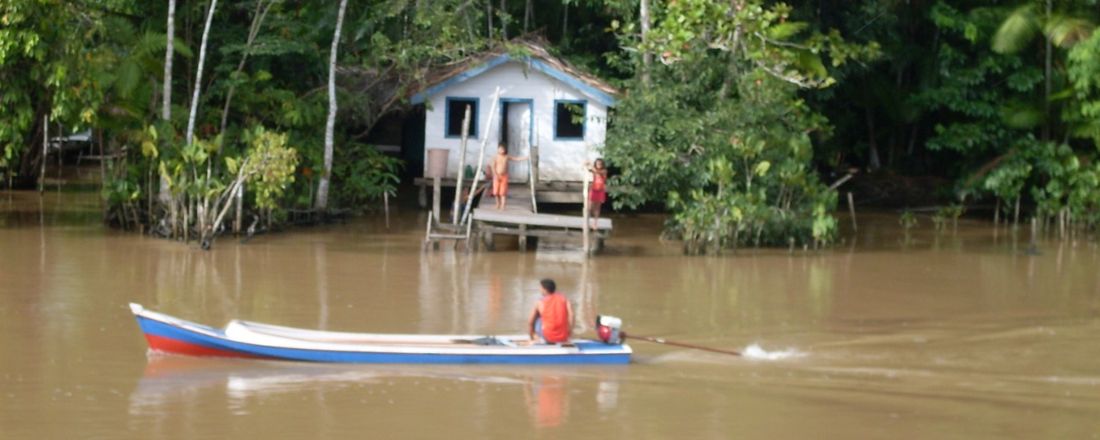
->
<box><xmin>129</xmin><ymin>303</ymin><xmax>631</xmax><ymax>364</ymax></box>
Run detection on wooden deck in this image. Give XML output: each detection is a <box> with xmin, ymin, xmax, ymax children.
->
<box><xmin>421</xmin><ymin>177</ymin><xmax>611</xmax><ymax>253</ymax></box>
<box><xmin>469</xmin><ymin>186</ymin><xmax>611</xmax><ymax>252</ymax></box>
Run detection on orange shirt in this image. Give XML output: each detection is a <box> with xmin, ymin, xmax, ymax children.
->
<box><xmin>538</xmin><ymin>293</ymin><xmax>571</xmax><ymax>343</ymax></box>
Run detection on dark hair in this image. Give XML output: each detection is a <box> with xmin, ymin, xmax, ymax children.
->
<box><xmin>594</xmin><ymin>158</ymin><xmax>605</xmax><ymax>167</ymax></box>
<box><xmin>539</xmin><ymin>279</ymin><xmax>556</xmax><ymax>293</ymax></box>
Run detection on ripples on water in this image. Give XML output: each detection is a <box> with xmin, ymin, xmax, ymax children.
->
<box><xmin>2</xmin><ymin>182</ymin><xmax>1100</xmax><ymax>438</ymax></box>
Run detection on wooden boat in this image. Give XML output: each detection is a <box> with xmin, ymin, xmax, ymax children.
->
<box><xmin>129</xmin><ymin>303</ymin><xmax>632</xmax><ymax>365</ymax></box>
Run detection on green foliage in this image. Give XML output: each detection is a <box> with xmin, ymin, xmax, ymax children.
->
<box><xmin>931</xmin><ymin>204</ymin><xmax>965</xmax><ymax>230</ymax></box>
<box><xmin>604</xmin><ymin>0</ymin><xmax>877</xmax><ymax>252</ymax></box>
<box><xmin>330</xmin><ymin>143</ymin><xmax>401</xmax><ymax>211</ymax></box>
<box><xmin>0</xmin><ymin>0</ymin><xmax>108</xmax><ymax>176</ymax></box>
<box><xmin>899</xmin><ymin>211</ymin><xmax>918</xmax><ymax>230</ymax></box>
<box><xmin>1066</xmin><ymin>31</ymin><xmax>1100</xmax><ymax>145</ymax></box>
<box><xmin>641</xmin><ymin>0</ymin><xmax>879</xmax><ymax>89</ymax></box>
<box><xmin>240</xmin><ymin>126</ymin><xmax>298</xmax><ymax>210</ymax></box>
<box><xmin>606</xmin><ymin>59</ymin><xmax>840</xmax><ymax>251</ymax></box>
<box><xmin>915</xmin><ymin>2</ymin><xmax>1038</xmax><ymax>156</ymax></box>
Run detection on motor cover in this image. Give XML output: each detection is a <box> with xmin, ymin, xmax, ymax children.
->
<box><xmin>595</xmin><ymin>315</ymin><xmax>623</xmax><ymax>344</ymax></box>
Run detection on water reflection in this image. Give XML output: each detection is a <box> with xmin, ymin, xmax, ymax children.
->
<box><xmin>130</xmin><ymin>355</ymin><xmax>622</xmax><ymax>431</ymax></box>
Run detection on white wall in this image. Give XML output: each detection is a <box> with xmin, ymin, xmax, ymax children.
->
<box><xmin>423</xmin><ymin>62</ymin><xmax>608</xmax><ymax>182</ymax></box>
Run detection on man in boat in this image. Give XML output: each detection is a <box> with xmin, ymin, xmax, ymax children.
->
<box><xmin>527</xmin><ymin>279</ymin><xmax>574</xmax><ymax>344</ymax></box>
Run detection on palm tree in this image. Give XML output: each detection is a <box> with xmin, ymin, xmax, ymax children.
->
<box><xmin>992</xmin><ymin>1</ymin><xmax>1095</xmax><ymax>140</ymax></box>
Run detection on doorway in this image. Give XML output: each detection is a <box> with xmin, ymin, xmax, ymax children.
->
<box><xmin>500</xmin><ymin>99</ymin><xmax>532</xmax><ymax>182</ymax></box>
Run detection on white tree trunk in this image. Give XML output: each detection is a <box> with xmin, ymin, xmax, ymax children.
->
<box><xmin>315</xmin><ymin>0</ymin><xmax>348</xmax><ymax>211</ymax></box>
<box><xmin>162</xmin><ymin>0</ymin><xmax>175</xmax><ymax>121</ymax></box>
<box><xmin>158</xmin><ymin>0</ymin><xmax>177</xmax><ymax>205</ymax></box>
<box><xmin>186</xmin><ymin>0</ymin><xmax>220</xmax><ymax>146</ymax></box>
<box><xmin>640</xmin><ymin>0</ymin><xmax>651</xmax><ymax>85</ymax></box>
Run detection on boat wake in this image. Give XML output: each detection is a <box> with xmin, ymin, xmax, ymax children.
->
<box><xmin>638</xmin><ymin>343</ymin><xmax>806</xmax><ymax>364</ymax></box>
<box><xmin>740</xmin><ymin>344</ymin><xmax>805</xmax><ymax>361</ymax></box>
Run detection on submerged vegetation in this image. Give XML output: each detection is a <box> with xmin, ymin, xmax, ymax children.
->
<box><xmin>6</xmin><ymin>0</ymin><xmax>1100</xmax><ymax>250</ymax></box>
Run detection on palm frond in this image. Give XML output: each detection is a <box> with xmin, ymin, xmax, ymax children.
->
<box><xmin>1044</xmin><ymin>15</ymin><xmax>1095</xmax><ymax>48</ymax></box>
<box><xmin>992</xmin><ymin>5</ymin><xmax>1038</xmax><ymax>54</ymax></box>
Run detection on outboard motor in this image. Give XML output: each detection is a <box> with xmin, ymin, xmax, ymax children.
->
<box><xmin>595</xmin><ymin>315</ymin><xmax>623</xmax><ymax>344</ymax></box>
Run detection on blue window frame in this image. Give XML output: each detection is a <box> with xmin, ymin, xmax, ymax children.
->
<box><xmin>445</xmin><ymin>97</ymin><xmax>479</xmax><ymax>138</ymax></box>
<box><xmin>554</xmin><ymin>99</ymin><xmax>586</xmax><ymax>140</ymax></box>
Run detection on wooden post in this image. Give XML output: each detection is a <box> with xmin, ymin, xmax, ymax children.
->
<box><xmin>583</xmin><ymin>173</ymin><xmax>590</xmax><ymax>255</ymax></box>
<box><xmin>528</xmin><ymin>158</ymin><xmax>537</xmax><ymax>213</ymax></box>
<box><xmin>423</xmin><ymin>210</ymin><xmax>433</xmax><ymax>251</ymax></box>
<box><xmin>233</xmin><ymin>182</ymin><xmax>244</xmax><ymax>234</ymax></box>
<box><xmin>847</xmin><ymin>191</ymin><xmax>857</xmax><ymax>232</ymax></box>
<box><xmin>1014</xmin><ymin>196</ymin><xmax>1021</xmax><ymax>227</ymax></box>
<box><xmin>464</xmin><ymin>212</ymin><xmax>475</xmax><ymax>253</ymax></box>
<box><xmin>40</xmin><ymin>115</ymin><xmax>47</xmax><ymax>193</ymax></box>
<box><xmin>432</xmin><ymin>176</ymin><xmax>441</xmax><ymax>224</ymax></box>
<box><xmin>452</xmin><ymin>105</ymin><xmax>472</xmax><ymax>225</ymax></box>
<box><xmin>97</xmin><ymin>129</ymin><xmax>106</xmax><ymax>188</ymax></box>
<box><xmin>57</xmin><ymin>122</ymin><xmax>63</xmax><ymax>182</ymax></box>
<box><xmin>384</xmin><ymin>191</ymin><xmax>391</xmax><ymax>229</ymax></box>
<box><xmin>460</xmin><ymin>87</ymin><xmax>501</xmax><ymax>225</ymax></box>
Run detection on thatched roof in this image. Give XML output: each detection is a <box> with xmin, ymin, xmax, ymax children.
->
<box><xmin>409</xmin><ymin>38</ymin><xmax>620</xmax><ymax>106</ymax></box>
<box><xmin>335</xmin><ymin>38</ymin><xmax>620</xmax><ymax>136</ymax></box>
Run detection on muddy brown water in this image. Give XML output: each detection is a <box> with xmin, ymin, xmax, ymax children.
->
<box><xmin>2</xmin><ymin>186</ymin><xmax>1099</xmax><ymax>439</ymax></box>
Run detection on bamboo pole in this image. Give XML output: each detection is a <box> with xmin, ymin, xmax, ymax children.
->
<box><xmin>432</xmin><ymin>176</ymin><xmax>441</xmax><ymax>224</ymax></box>
<box><xmin>847</xmin><ymin>191</ymin><xmax>857</xmax><ymax>232</ymax></box>
<box><xmin>423</xmin><ymin>209</ymin><xmax>433</xmax><ymax>251</ymax></box>
<box><xmin>233</xmin><ymin>183</ymin><xmax>244</xmax><ymax>234</ymax></box>
<box><xmin>40</xmin><ymin>115</ymin><xmax>47</xmax><ymax>193</ymax></box>
<box><xmin>460</xmin><ymin>87</ymin><xmax>501</xmax><ymax>225</ymax></box>
<box><xmin>528</xmin><ymin>157</ymin><xmax>537</xmax><ymax>213</ymax></box>
<box><xmin>384</xmin><ymin>191</ymin><xmax>390</xmax><ymax>229</ymax></box>
<box><xmin>527</xmin><ymin>121</ymin><xmax>537</xmax><ymax>213</ymax></box>
<box><xmin>583</xmin><ymin>171</ymin><xmax>590</xmax><ymax>255</ymax></box>
<box><xmin>452</xmin><ymin>105</ymin><xmax>472</xmax><ymax>225</ymax></box>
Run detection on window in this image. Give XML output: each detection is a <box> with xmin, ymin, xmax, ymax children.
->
<box><xmin>554</xmin><ymin>100</ymin><xmax>586</xmax><ymax>140</ymax></box>
<box><xmin>445</xmin><ymin>97</ymin><xmax>478</xmax><ymax>138</ymax></box>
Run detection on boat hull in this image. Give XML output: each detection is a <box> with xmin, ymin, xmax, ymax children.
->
<box><xmin>132</xmin><ymin>304</ymin><xmax>631</xmax><ymax>365</ymax></box>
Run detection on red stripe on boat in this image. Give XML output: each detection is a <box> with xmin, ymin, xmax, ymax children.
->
<box><xmin>144</xmin><ymin>334</ymin><xmax>262</xmax><ymax>359</ymax></box>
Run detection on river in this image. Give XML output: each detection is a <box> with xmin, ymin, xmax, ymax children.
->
<box><xmin>2</xmin><ymin>185</ymin><xmax>1099</xmax><ymax>439</ymax></box>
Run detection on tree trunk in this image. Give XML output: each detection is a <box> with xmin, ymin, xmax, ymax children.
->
<box><xmin>561</xmin><ymin>2</ymin><xmax>568</xmax><ymax>43</ymax></box>
<box><xmin>486</xmin><ymin>0</ymin><xmax>493</xmax><ymax>38</ymax></box>
<box><xmin>866</xmin><ymin>107</ymin><xmax>881</xmax><ymax>170</ymax></box>
<box><xmin>640</xmin><ymin>0</ymin><xmax>651</xmax><ymax>85</ymax></box>
<box><xmin>163</xmin><ymin>0</ymin><xmax>176</xmax><ymax>121</ymax></box>
<box><xmin>219</xmin><ymin>0</ymin><xmax>275</xmax><ymax>134</ymax></box>
<box><xmin>315</xmin><ymin>0</ymin><xmax>348</xmax><ymax>212</ymax></box>
<box><xmin>186</xmin><ymin>0</ymin><xmax>220</xmax><ymax>146</ymax></box>
<box><xmin>158</xmin><ymin>0</ymin><xmax>176</xmax><ymax>205</ymax></box>
<box><xmin>499</xmin><ymin>0</ymin><xmax>507</xmax><ymax>40</ymax></box>
<box><xmin>523</xmin><ymin>0</ymin><xmax>531</xmax><ymax>33</ymax></box>
<box><xmin>1043</xmin><ymin>0</ymin><xmax>1052</xmax><ymax>141</ymax></box>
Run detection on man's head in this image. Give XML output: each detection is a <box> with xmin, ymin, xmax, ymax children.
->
<box><xmin>539</xmin><ymin>279</ymin><xmax>556</xmax><ymax>295</ymax></box>
<box><xmin>497</xmin><ymin>144</ymin><xmax>506</xmax><ymax>154</ymax></box>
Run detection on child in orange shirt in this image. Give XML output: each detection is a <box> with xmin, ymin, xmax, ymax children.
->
<box><xmin>492</xmin><ymin>144</ymin><xmax>527</xmax><ymax>210</ymax></box>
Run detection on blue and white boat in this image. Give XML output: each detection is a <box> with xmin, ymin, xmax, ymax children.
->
<box><xmin>129</xmin><ymin>303</ymin><xmax>632</xmax><ymax>365</ymax></box>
